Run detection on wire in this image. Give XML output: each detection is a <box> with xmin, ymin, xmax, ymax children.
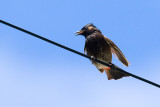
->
<box><xmin>0</xmin><ymin>20</ymin><xmax>160</xmax><ymax>88</ymax></box>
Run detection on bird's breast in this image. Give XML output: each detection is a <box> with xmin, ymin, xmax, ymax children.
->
<box><xmin>85</xmin><ymin>35</ymin><xmax>112</xmax><ymax>62</ymax></box>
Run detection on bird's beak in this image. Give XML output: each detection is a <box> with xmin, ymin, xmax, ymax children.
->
<box><xmin>74</xmin><ymin>30</ymin><xmax>83</xmax><ymax>36</ymax></box>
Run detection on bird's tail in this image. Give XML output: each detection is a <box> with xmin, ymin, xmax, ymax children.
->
<box><xmin>105</xmin><ymin>66</ymin><xmax>129</xmax><ymax>80</ymax></box>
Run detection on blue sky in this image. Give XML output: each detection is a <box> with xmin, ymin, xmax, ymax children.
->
<box><xmin>1</xmin><ymin>0</ymin><xmax>160</xmax><ymax>107</ymax></box>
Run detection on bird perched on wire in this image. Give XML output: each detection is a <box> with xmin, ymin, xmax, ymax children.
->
<box><xmin>75</xmin><ymin>23</ymin><xmax>130</xmax><ymax>80</ymax></box>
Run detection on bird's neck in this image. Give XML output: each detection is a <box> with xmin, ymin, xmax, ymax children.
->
<box><xmin>85</xmin><ymin>31</ymin><xmax>103</xmax><ymax>39</ymax></box>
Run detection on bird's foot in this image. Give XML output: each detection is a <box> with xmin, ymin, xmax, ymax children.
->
<box><xmin>90</xmin><ymin>56</ymin><xmax>96</xmax><ymax>63</ymax></box>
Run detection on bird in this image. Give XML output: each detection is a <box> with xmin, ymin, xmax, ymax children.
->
<box><xmin>75</xmin><ymin>23</ymin><xmax>130</xmax><ymax>80</ymax></box>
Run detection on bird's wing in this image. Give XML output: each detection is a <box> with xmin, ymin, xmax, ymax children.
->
<box><xmin>104</xmin><ymin>36</ymin><xmax>130</xmax><ymax>66</ymax></box>
<box><xmin>84</xmin><ymin>47</ymin><xmax>86</xmax><ymax>54</ymax></box>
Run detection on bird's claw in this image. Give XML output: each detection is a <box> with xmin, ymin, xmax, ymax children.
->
<box><xmin>90</xmin><ymin>56</ymin><xmax>96</xmax><ymax>63</ymax></box>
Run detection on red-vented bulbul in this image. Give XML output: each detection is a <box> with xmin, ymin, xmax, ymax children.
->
<box><xmin>75</xmin><ymin>23</ymin><xmax>130</xmax><ymax>80</ymax></box>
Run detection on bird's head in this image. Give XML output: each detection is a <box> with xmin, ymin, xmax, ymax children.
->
<box><xmin>75</xmin><ymin>23</ymin><xmax>101</xmax><ymax>37</ymax></box>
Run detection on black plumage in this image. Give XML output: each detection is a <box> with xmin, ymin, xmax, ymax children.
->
<box><xmin>75</xmin><ymin>23</ymin><xmax>130</xmax><ymax>80</ymax></box>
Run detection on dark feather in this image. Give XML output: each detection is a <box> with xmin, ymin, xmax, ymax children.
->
<box><xmin>105</xmin><ymin>69</ymin><xmax>129</xmax><ymax>80</ymax></box>
<box><xmin>104</xmin><ymin>37</ymin><xmax>130</xmax><ymax>66</ymax></box>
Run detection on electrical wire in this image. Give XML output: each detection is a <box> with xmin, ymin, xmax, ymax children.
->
<box><xmin>0</xmin><ymin>20</ymin><xmax>159</xmax><ymax>88</ymax></box>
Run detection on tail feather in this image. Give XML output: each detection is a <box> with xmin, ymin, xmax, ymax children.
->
<box><xmin>105</xmin><ymin>69</ymin><xmax>129</xmax><ymax>80</ymax></box>
<box><xmin>105</xmin><ymin>70</ymin><xmax>113</xmax><ymax>80</ymax></box>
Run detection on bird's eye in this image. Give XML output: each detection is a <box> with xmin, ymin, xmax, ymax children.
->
<box><xmin>82</xmin><ymin>27</ymin><xmax>87</xmax><ymax>30</ymax></box>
